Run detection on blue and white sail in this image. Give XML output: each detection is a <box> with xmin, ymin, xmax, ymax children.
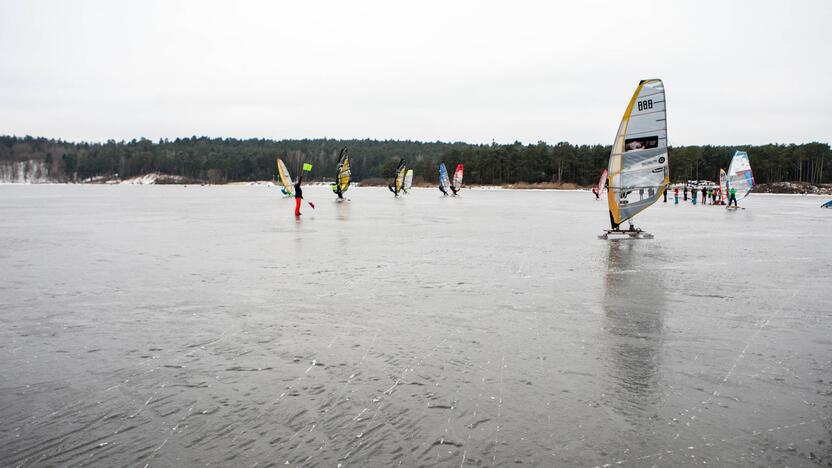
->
<box><xmin>439</xmin><ymin>163</ymin><xmax>451</xmax><ymax>194</ymax></box>
<box><xmin>726</xmin><ymin>151</ymin><xmax>755</xmax><ymax>199</ymax></box>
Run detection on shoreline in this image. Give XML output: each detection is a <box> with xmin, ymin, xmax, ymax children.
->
<box><xmin>2</xmin><ymin>181</ymin><xmax>830</xmax><ymax>196</ymax></box>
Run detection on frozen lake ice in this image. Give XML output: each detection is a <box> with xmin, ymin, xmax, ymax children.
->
<box><xmin>0</xmin><ymin>184</ymin><xmax>830</xmax><ymax>466</ymax></box>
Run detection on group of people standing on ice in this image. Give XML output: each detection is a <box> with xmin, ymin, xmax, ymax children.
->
<box><xmin>670</xmin><ymin>184</ymin><xmax>737</xmax><ymax>207</ymax></box>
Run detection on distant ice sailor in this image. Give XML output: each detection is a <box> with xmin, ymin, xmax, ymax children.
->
<box><xmin>294</xmin><ymin>175</ymin><xmax>303</xmax><ymax>216</ymax></box>
<box><xmin>332</xmin><ymin>147</ymin><xmax>350</xmax><ymax>201</ymax></box>
<box><xmin>450</xmin><ymin>163</ymin><xmax>464</xmax><ymax>196</ymax></box>
<box><xmin>389</xmin><ymin>158</ymin><xmax>406</xmax><ymax>197</ymax></box>
<box><xmin>439</xmin><ymin>184</ymin><xmax>448</xmax><ymax>196</ymax></box>
<box><xmin>592</xmin><ymin>187</ymin><xmax>599</xmax><ymax>199</ymax></box>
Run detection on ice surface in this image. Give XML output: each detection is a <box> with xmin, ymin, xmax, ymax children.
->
<box><xmin>0</xmin><ymin>185</ymin><xmax>830</xmax><ymax>466</ymax></box>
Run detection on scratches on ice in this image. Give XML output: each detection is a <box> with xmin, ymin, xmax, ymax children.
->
<box><xmin>335</xmin><ymin>335</ymin><xmax>449</xmax><ymax>466</ymax></box>
<box><xmin>491</xmin><ymin>354</ymin><xmax>505</xmax><ymax>466</ymax></box>
<box><xmin>593</xmin><ymin>419</ymin><xmax>819</xmax><ymax>468</ymax></box>
<box><xmin>595</xmin><ymin>289</ymin><xmax>803</xmax><ymax>468</ymax></box>
<box><xmin>677</xmin><ymin>290</ymin><xmax>798</xmax><ymax>421</ymax></box>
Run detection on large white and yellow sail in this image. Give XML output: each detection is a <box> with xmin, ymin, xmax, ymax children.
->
<box><xmin>277</xmin><ymin>158</ymin><xmax>293</xmax><ymax>196</ymax></box>
<box><xmin>607</xmin><ymin>79</ymin><xmax>669</xmax><ymax>227</ymax></box>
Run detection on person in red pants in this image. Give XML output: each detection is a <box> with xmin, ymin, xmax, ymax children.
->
<box><xmin>294</xmin><ymin>175</ymin><xmax>303</xmax><ymax>216</ymax></box>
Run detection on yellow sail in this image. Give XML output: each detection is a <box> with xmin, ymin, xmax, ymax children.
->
<box><xmin>336</xmin><ymin>149</ymin><xmax>351</xmax><ymax>192</ymax></box>
<box><xmin>276</xmin><ymin>158</ymin><xmax>293</xmax><ymax>196</ymax></box>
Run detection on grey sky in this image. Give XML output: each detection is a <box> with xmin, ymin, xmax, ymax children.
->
<box><xmin>1</xmin><ymin>0</ymin><xmax>830</xmax><ymax>145</ymax></box>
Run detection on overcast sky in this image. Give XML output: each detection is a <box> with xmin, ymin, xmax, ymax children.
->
<box><xmin>1</xmin><ymin>0</ymin><xmax>830</xmax><ymax>145</ymax></box>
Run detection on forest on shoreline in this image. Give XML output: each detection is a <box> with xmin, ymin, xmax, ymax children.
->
<box><xmin>1</xmin><ymin>135</ymin><xmax>829</xmax><ymax>187</ymax></box>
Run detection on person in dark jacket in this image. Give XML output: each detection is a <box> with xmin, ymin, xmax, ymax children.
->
<box><xmin>294</xmin><ymin>175</ymin><xmax>303</xmax><ymax>216</ymax></box>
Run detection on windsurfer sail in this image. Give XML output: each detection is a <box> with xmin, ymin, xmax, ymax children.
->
<box><xmin>439</xmin><ymin>163</ymin><xmax>451</xmax><ymax>197</ymax></box>
<box><xmin>389</xmin><ymin>159</ymin><xmax>406</xmax><ymax>196</ymax></box>
<box><xmin>718</xmin><ymin>169</ymin><xmax>728</xmax><ymax>204</ymax></box>
<box><xmin>450</xmin><ymin>164</ymin><xmax>464</xmax><ymax>195</ymax></box>
<box><xmin>606</xmin><ymin>79</ymin><xmax>669</xmax><ymax>232</ymax></box>
<box><xmin>593</xmin><ymin>169</ymin><xmax>608</xmax><ymax>199</ymax></box>
<box><xmin>438</xmin><ymin>163</ymin><xmax>450</xmax><ymax>196</ymax></box>
<box><xmin>402</xmin><ymin>169</ymin><xmax>413</xmax><ymax>193</ymax></box>
<box><xmin>331</xmin><ymin>147</ymin><xmax>350</xmax><ymax>200</ymax></box>
<box><xmin>277</xmin><ymin>158</ymin><xmax>294</xmax><ymax>197</ymax></box>
<box><xmin>726</xmin><ymin>151</ymin><xmax>755</xmax><ymax>201</ymax></box>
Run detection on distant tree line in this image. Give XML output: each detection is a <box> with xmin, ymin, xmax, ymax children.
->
<box><xmin>1</xmin><ymin>135</ymin><xmax>828</xmax><ymax>186</ymax></box>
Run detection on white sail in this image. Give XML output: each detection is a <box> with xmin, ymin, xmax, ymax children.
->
<box><xmin>597</xmin><ymin>169</ymin><xmax>608</xmax><ymax>194</ymax></box>
<box><xmin>719</xmin><ymin>168</ymin><xmax>728</xmax><ymax>203</ymax></box>
<box><xmin>403</xmin><ymin>169</ymin><xmax>413</xmax><ymax>192</ymax></box>
<box><xmin>607</xmin><ymin>79</ymin><xmax>669</xmax><ymax>227</ymax></box>
<box><xmin>727</xmin><ymin>151</ymin><xmax>754</xmax><ymax>199</ymax></box>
